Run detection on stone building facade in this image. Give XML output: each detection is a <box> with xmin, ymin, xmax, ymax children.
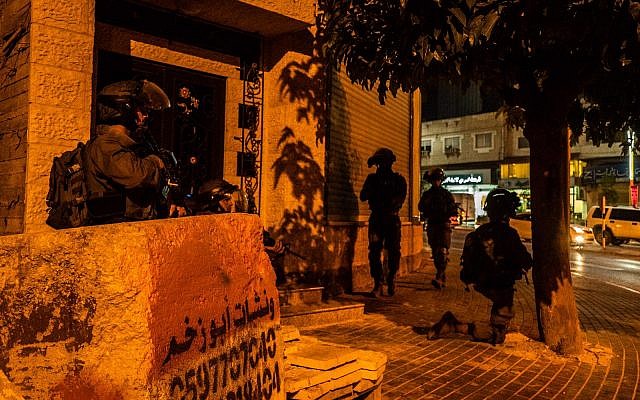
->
<box><xmin>0</xmin><ymin>0</ymin><xmax>423</xmax><ymax>291</ymax></box>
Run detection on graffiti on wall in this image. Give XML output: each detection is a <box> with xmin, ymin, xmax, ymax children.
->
<box><xmin>162</xmin><ymin>291</ymin><xmax>280</xmax><ymax>399</ymax></box>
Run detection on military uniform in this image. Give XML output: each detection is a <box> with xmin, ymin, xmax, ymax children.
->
<box><xmin>360</xmin><ymin>169</ymin><xmax>407</xmax><ymax>295</ymax></box>
<box><xmin>418</xmin><ymin>185</ymin><xmax>457</xmax><ymax>286</ymax></box>
<box><xmin>462</xmin><ymin>220</ymin><xmax>532</xmax><ymax>343</ymax></box>
<box><xmin>84</xmin><ymin>124</ymin><xmax>165</xmax><ymax>223</ymax></box>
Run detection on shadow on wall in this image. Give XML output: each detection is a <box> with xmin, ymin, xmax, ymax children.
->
<box><xmin>270</xmin><ymin>128</ymin><xmax>359</xmax><ymax>294</ymax></box>
<box><xmin>272</xmin><ymin>21</ymin><xmax>363</xmax><ymax>294</ymax></box>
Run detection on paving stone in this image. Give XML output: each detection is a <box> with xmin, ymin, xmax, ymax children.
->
<box><xmin>298</xmin><ymin>248</ymin><xmax>640</xmax><ymax>400</ymax></box>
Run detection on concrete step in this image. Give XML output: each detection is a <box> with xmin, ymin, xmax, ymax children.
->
<box><xmin>281</xmin><ymin>301</ymin><xmax>365</xmax><ymax>328</ymax></box>
<box><xmin>279</xmin><ymin>285</ymin><xmax>324</xmax><ymax>306</ymax></box>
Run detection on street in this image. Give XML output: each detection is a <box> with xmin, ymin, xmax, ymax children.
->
<box><xmin>302</xmin><ymin>227</ymin><xmax>640</xmax><ymax>399</ymax></box>
<box><xmin>450</xmin><ymin>227</ymin><xmax>640</xmax><ymax>294</ymax></box>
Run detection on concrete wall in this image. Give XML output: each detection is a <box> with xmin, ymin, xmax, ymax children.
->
<box><xmin>0</xmin><ymin>214</ymin><xmax>283</xmax><ymax>399</ymax></box>
<box><xmin>0</xmin><ymin>0</ymin><xmax>30</xmax><ymax>235</ymax></box>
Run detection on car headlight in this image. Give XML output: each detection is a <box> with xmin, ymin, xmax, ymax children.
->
<box><xmin>575</xmin><ymin>235</ymin><xmax>585</xmax><ymax>244</ymax></box>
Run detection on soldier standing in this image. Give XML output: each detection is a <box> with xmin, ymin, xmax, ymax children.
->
<box><xmin>360</xmin><ymin>148</ymin><xmax>407</xmax><ymax>296</ymax></box>
<box><xmin>418</xmin><ymin>168</ymin><xmax>458</xmax><ymax>289</ymax></box>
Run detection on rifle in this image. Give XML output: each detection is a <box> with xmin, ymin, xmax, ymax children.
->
<box><xmin>132</xmin><ymin>129</ymin><xmax>184</xmax><ymax>202</ymax></box>
<box><xmin>283</xmin><ymin>243</ymin><xmax>307</xmax><ymax>260</ymax></box>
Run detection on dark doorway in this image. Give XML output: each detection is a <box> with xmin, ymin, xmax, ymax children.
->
<box><xmin>96</xmin><ymin>50</ymin><xmax>227</xmax><ymax>188</ymax></box>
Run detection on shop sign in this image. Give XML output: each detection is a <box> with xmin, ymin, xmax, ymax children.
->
<box><xmin>581</xmin><ymin>164</ymin><xmax>640</xmax><ymax>184</ymax></box>
<box><xmin>443</xmin><ymin>174</ymin><xmax>482</xmax><ymax>185</ymax></box>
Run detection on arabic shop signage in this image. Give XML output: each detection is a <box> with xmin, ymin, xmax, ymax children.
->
<box><xmin>443</xmin><ymin>174</ymin><xmax>483</xmax><ymax>185</ymax></box>
<box><xmin>582</xmin><ymin>164</ymin><xmax>640</xmax><ymax>184</ymax></box>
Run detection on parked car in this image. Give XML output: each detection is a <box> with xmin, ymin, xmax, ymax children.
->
<box><xmin>509</xmin><ymin>212</ymin><xmax>593</xmax><ymax>248</ymax></box>
<box><xmin>586</xmin><ymin>205</ymin><xmax>640</xmax><ymax>245</ymax></box>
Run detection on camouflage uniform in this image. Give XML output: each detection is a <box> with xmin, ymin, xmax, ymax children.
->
<box><xmin>418</xmin><ymin>185</ymin><xmax>457</xmax><ymax>287</ymax></box>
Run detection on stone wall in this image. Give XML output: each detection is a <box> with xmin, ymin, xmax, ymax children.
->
<box><xmin>23</xmin><ymin>0</ymin><xmax>95</xmax><ymax>233</ymax></box>
<box><xmin>0</xmin><ymin>214</ymin><xmax>283</xmax><ymax>399</ymax></box>
<box><xmin>0</xmin><ymin>0</ymin><xmax>30</xmax><ymax>235</ymax></box>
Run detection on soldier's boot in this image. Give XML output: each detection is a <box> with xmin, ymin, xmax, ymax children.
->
<box><xmin>431</xmin><ymin>269</ymin><xmax>446</xmax><ymax>290</ymax></box>
<box><xmin>387</xmin><ymin>277</ymin><xmax>395</xmax><ymax>296</ymax></box>
<box><xmin>489</xmin><ymin>324</ymin><xmax>507</xmax><ymax>345</ymax></box>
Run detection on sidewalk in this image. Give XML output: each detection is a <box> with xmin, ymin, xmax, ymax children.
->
<box><xmin>301</xmin><ymin>253</ymin><xmax>640</xmax><ymax>399</ymax></box>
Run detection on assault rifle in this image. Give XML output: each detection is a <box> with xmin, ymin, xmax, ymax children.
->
<box><xmin>132</xmin><ymin>129</ymin><xmax>184</xmax><ymax>204</ymax></box>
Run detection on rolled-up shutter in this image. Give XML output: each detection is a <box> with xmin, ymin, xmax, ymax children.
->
<box><xmin>327</xmin><ymin>69</ymin><xmax>411</xmax><ymax>221</ymax></box>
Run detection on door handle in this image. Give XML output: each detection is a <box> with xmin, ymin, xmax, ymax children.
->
<box><xmin>633</xmin><ymin>222</ymin><xmax>638</xmax><ymax>226</ymax></box>
<box><xmin>609</xmin><ymin>220</ymin><xmax>616</xmax><ymax>223</ymax></box>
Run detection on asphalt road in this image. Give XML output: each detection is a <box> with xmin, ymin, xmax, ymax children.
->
<box><xmin>447</xmin><ymin>227</ymin><xmax>640</xmax><ymax>294</ymax></box>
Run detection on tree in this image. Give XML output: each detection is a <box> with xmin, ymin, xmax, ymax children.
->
<box><xmin>318</xmin><ymin>0</ymin><xmax>640</xmax><ymax>354</ymax></box>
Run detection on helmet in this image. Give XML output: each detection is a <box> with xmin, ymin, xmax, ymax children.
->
<box><xmin>97</xmin><ymin>80</ymin><xmax>170</xmax><ymax>131</ymax></box>
<box><xmin>367</xmin><ymin>148</ymin><xmax>396</xmax><ymax>167</ymax></box>
<box><xmin>424</xmin><ymin>168</ymin><xmax>446</xmax><ymax>182</ymax></box>
<box><xmin>483</xmin><ymin>188</ymin><xmax>521</xmax><ymax>220</ymax></box>
<box><xmin>198</xmin><ymin>179</ymin><xmax>239</xmax><ymax>213</ymax></box>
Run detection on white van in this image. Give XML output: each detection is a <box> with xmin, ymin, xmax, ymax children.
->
<box><xmin>586</xmin><ymin>206</ymin><xmax>640</xmax><ymax>245</ymax></box>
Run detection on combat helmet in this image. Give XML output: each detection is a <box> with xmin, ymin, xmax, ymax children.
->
<box><xmin>96</xmin><ymin>79</ymin><xmax>170</xmax><ymax>132</ymax></box>
<box><xmin>367</xmin><ymin>148</ymin><xmax>397</xmax><ymax>167</ymax></box>
<box><xmin>483</xmin><ymin>188</ymin><xmax>521</xmax><ymax>221</ymax></box>
<box><xmin>424</xmin><ymin>167</ymin><xmax>446</xmax><ymax>183</ymax></box>
<box><xmin>198</xmin><ymin>179</ymin><xmax>239</xmax><ymax>213</ymax></box>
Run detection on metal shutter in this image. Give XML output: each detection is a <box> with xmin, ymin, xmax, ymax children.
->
<box><xmin>327</xmin><ymin>69</ymin><xmax>411</xmax><ymax>221</ymax></box>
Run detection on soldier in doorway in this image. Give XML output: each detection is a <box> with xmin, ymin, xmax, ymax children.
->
<box><xmin>418</xmin><ymin>168</ymin><xmax>458</xmax><ymax>289</ymax></box>
<box><xmin>360</xmin><ymin>148</ymin><xmax>407</xmax><ymax>296</ymax></box>
<box><xmin>84</xmin><ymin>79</ymin><xmax>186</xmax><ymax>224</ymax></box>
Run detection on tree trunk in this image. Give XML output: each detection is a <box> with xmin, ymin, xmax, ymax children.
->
<box><xmin>526</xmin><ymin>100</ymin><xmax>583</xmax><ymax>355</ymax></box>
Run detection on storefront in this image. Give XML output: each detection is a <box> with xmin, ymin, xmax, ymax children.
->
<box><xmin>581</xmin><ymin>160</ymin><xmax>639</xmax><ymax>211</ymax></box>
<box><xmin>442</xmin><ymin>169</ymin><xmax>497</xmax><ymax>222</ymax></box>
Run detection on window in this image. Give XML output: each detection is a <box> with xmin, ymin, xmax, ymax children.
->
<box><xmin>610</xmin><ymin>208</ymin><xmax>640</xmax><ymax>222</ymax></box>
<box><xmin>96</xmin><ymin>51</ymin><xmax>227</xmax><ymax>183</ymax></box>
<box><xmin>420</xmin><ymin>139</ymin><xmax>432</xmax><ymax>156</ymax></box>
<box><xmin>444</xmin><ymin>136</ymin><xmax>461</xmax><ymax>156</ymax></box>
<box><xmin>518</xmin><ymin>137</ymin><xmax>530</xmax><ymax>149</ymax></box>
<box><xmin>474</xmin><ymin>132</ymin><xmax>493</xmax><ymax>150</ymax></box>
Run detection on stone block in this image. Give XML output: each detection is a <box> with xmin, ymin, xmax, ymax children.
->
<box><xmin>31</xmin><ymin>0</ymin><xmax>93</xmax><ymax>34</ymax></box>
<box><xmin>282</xmin><ymin>325</ymin><xmax>301</xmax><ymax>342</ymax></box>
<box><xmin>0</xmin><ymin>214</ymin><xmax>284</xmax><ymax>399</ymax></box>
<box><xmin>31</xmin><ymin>24</ymin><xmax>94</xmax><ymax>72</ymax></box>
<box><xmin>353</xmin><ymin>350</ymin><xmax>387</xmax><ymax>372</ymax></box>
<box><xmin>286</xmin><ymin>342</ymin><xmax>359</xmax><ymax>371</ymax></box>
<box><xmin>30</xmin><ymin>65</ymin><xmax>90</xmax><ymax>110</ymax></box>
<box><xmin>28</xmin><ymin>104</ymin><xmax>91</xmax><ymax>143</ymax></box>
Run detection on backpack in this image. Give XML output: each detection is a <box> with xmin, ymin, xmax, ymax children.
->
<box><xmin>460</xmin><ymin>227</ymin><xmax>527</xmax><ymax>288</ymax></box>
<box><xmin>460</xmin><ymin>230</ymin><xmax>494</xmax><ymax>287</ymax></box>
<box><xmin>45</xmin><ymin>142</ymin><xmax>90</xmax><ymax>229</ymax></box>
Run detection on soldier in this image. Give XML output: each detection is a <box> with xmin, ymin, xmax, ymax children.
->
<box><xmin>84</xmin><ymin>79</ymin><xmax>185</xmax><ymax>224</ymax></box>
<box><xmin>360</xmin><ymin>148</ymin><xmax>407</xmax><ymax>296</ymax></box>
<box><xmin>460</xmin><ymin>188</ymin><xmax>532</xmax><ymax>344</ymax></box>
<box><xmin>197</xmin><ymin>179</ymin><xmax>286</xmax><ymax>258</ymax></box>
<box><xmin>418</xmin><ymin>168</ymin><xmax>458</xmax><ymax>289</ymax></box>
